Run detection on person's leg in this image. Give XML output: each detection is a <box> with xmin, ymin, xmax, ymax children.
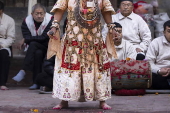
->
<box><xmin>29</xmin><ymin>49</ymin><xmax>46</xmax><ymax>90</ymax></box>
<box><xmin>32</xmin><ymin>49</ymin><xmax>46</xmax><ymax>83</ymax></box>
<box><xmin>152</xmin><ymin>73</ymin><xmax>170</xmax><ymax>89</ymax></box>
<box><xmin>13</xmin><ymin>42</ymin><xmax>47</xmax><ymax>82</ymax></box>
<box><xmin>23</xmin><ymin>42</ymin><xmax>47</xmax><ymax>71</ymax></box>
<box><xmin>0</xmin><ymin>50</ymin><xmax>10</xmax><ymax>90</ymax></box>
<box><xmin>36</xmin><ymin>72</ymin><xmax>53</xmax><ymax>89</ymax></box>
<box><xmin>53</xmin><ymin>100</ymin><xmax>68</xmax><ymax>109</ymax></box>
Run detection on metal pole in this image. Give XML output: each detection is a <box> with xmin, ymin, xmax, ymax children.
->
<box><xmin>28</xmin><ymin>0</ymin><xmax>37</xmax><ymax>15</ymax></box>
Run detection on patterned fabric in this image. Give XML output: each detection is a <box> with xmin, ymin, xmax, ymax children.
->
<box><xmin>110</xmin><ymin>60</ymin><xmax>151</xmax><ymax>76</ymax></box>
<box><xmin>110</xmin><ymin>60</ymin><xmax>152</xmax><ymax>89</ymax></box>
<box><xmin>51</xmin><ymin>0</ymin><xmax>115</xmax><ymax>101</ymax></box>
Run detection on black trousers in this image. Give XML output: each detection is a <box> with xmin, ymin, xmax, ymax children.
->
<box><xmin>23</xmin><ymin>42</ymin><xmax>47</xmax><ymax>83</ymax></box>
<box><xmin>152</xmin><ymin>73</ymin><xmax>170</xmax><ymax>89</ymax></box>
<box><xmin>136</xmin><ymin>53</ymin><xmax>145</xmax><ymax>60</ymax></box>
<box><xmin>0</xmin><ymin>49</ymin><xmax>10</xmax><ymax>86</ymax></box>
<box><xmin>35</xmin><ymin>72</ymin><xmax>53</xmax><ymax>89</ymax></box>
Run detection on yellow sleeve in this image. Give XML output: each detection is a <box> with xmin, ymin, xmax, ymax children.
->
<box><xmin>50</xmin><ymin>0</ymin><xmax>68</xmax><ymax>12</ymax></box>
<box><xmin>102</xmin><ymin>0</ymin><xmax>115</xmax><ymax>14</ymax></box>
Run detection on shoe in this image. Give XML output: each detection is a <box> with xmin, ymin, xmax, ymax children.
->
<box><xmin>12</xmin><ymin>70</ymin><xmax>26</xmax><ymax>82</ymax></box>
<box><xmin>39</xmin><ymin>90</ymin><xmax>52</xmax><ymax>94</ymax></box>
<box><xmin>29</xmin><ymin>84</ymin><xmax>39</xmax><ymax>90</ymax></box>
<box><xmin>39</xmin><ymin>86</ymin><xmax>52</xmax><ymax>94</ymax></box>
<box><xmin>0</xmin><ymin>86</ymin><xmax>9</xmax><ymax>90</ymax></box>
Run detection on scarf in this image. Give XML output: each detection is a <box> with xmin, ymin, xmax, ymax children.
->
<box><xmin>25</xmin><ymin>13</ymin><xmax>52</xmax><ymax>36</ymax></box>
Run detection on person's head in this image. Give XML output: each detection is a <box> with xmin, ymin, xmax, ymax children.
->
<box><xmin>0</xmin><ymin>1</ymin><xmax>4</xmax><ymax>16</ymax></box>
<box><xmin>112</xmin><ymin>22</ymin><xmax>122</xmax><ymax>46</ymax></box>
<box><xmin>163</xmin><ymin>20</ymin><xmax>170</xmax><ymax>42</ymax></box>
<box><xmin>120</xmin><ymin>0</ymin><xmax>134</xmax><ymax>17</ymax></box>
<box><xmin>31</xmin><ymin>3</ymin><xmax>46</xmax><ymax>22</ymax></box>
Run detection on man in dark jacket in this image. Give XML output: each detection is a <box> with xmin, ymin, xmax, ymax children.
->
<box><xmin>13</xmin><ymin>3</ymin><xmax>53</xmax><ymax>90</ymax></box>
<box><xmin>36</xmin><ymin>55</ymin><xmax>55</xmax><ymax>94</ymax></box>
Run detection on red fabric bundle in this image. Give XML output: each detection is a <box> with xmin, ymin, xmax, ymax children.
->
<box><xmin>134</xmin><ymin>1</ymin><xmax>147</xmax><ymax>10</ymax></box>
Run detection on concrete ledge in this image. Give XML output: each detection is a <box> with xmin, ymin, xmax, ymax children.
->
<box><xmin>146</xmin><ymin>89</ymin><xmax>170</xmax><ymax>94</ymax></box>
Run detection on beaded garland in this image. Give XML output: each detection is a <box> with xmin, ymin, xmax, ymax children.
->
<box><xmin>74</xmin><ymin>0</ymin><xmax>101</xmax><ymax>29</ymax></box>
<box><xmin>60</xmin><ymin>10</ymin><xmax>110</xmax><ymax>73</ymax></box>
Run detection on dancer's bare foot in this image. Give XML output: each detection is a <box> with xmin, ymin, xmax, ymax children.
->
<box><xmin>99</xmin><ymin>101</ymin><xmax>112</xmax><ymax>110</ymax></box>
<box><xmin>53</xmin><ymin>100</ymin><xmax>68</xmax><ymax>110</ymax></box>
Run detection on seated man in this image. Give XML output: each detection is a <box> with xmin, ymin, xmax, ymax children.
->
<box><xmin>103</xmin><ymin>22</ymin><xmax>138</xmax><ymax>61</ymax></box>
<box><xmin>36</xmin><ymin>55</ymin><xmax>55</xmax><ymax>94</ymax></box>
<box><xmin>146</xmin><ymin>20</ymin><xmax>170</xmax><ymax>89</ymax></box>
<box><xmin>103</xmin><ymin>0</ymin><xmax>151</xmax><ymax>57</ymax></box>
<box><xmin>12</xmin><ymin>3</ymin><xmax>53</xmax><ymax>90</ymax></box>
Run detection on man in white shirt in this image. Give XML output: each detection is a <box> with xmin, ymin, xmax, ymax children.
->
<box><xmin>103</xmin><ymin>0</ymin><xmax>151</xmax><ymax>56</ymax></box>
<box><xmin>146</xmin><ymin>20</ymin><xmax>170</xmax><ymax>89</ymax></box>
<box><xmin>109</xmin><ymin>22</ymin><xmax>137</xmax><ymax>61</ymax></box>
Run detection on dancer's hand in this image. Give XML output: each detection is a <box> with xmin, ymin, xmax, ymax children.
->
<box><xmin>47</xmin><ymin>27</ymin><xmax>58</xmax><ymax>40</ymax></box>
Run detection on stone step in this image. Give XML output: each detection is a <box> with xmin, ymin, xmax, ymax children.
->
<box><xmin>146</xmin><ymin>89</ymin><xmax>170</xmax><ymax>94</ymax></box>
<box><xmin>7</xmin><ymin>57</ymin><xmax>33</xmax><ymax>87</ymax></box>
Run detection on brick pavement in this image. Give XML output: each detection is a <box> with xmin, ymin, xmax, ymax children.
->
<box><xmin>0</xmin><ymin>87</ymin><xmax>170</xmax><ymax>113</ymax></box>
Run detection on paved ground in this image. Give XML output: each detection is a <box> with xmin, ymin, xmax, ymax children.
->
<box><xmin>0</xmin><ymin>87</ymin><xmax>170</xmax><ymax>113</ymax></box>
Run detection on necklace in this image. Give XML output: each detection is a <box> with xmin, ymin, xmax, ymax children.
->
<box><xmin>74</xmin><ymin>0</ymin><xmax>101</xmax><ymax>29</ymax></box>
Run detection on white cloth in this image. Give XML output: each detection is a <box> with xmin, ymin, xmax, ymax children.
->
<box><xmin>102</xmin><ymin>12</ymin><xmax>152</xmax><ymax>53</ymax></box>
<box><xmin>25</xmin><ymin>13</ymin><xmax>52</xmax><ymax>36</ymax></box>
<box><xmin>0</xmin><ymin>13</ymin><xmax>15</xmax><ymax>56</ymax></box>
<box><xmin>146</xmin><ymin>36</ymin><xmax>170</xmax><ymax>74</ymax></box>
<box><xmin>110</xmin><ymin>39</ymin><xmax>137</xmax><ymax>61</ymax></box>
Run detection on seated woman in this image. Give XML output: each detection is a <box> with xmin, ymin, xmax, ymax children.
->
<box><xmin>0</xmin><ymin>1</ymin><xmax>15</xmax><ymax>90</ymax></box>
